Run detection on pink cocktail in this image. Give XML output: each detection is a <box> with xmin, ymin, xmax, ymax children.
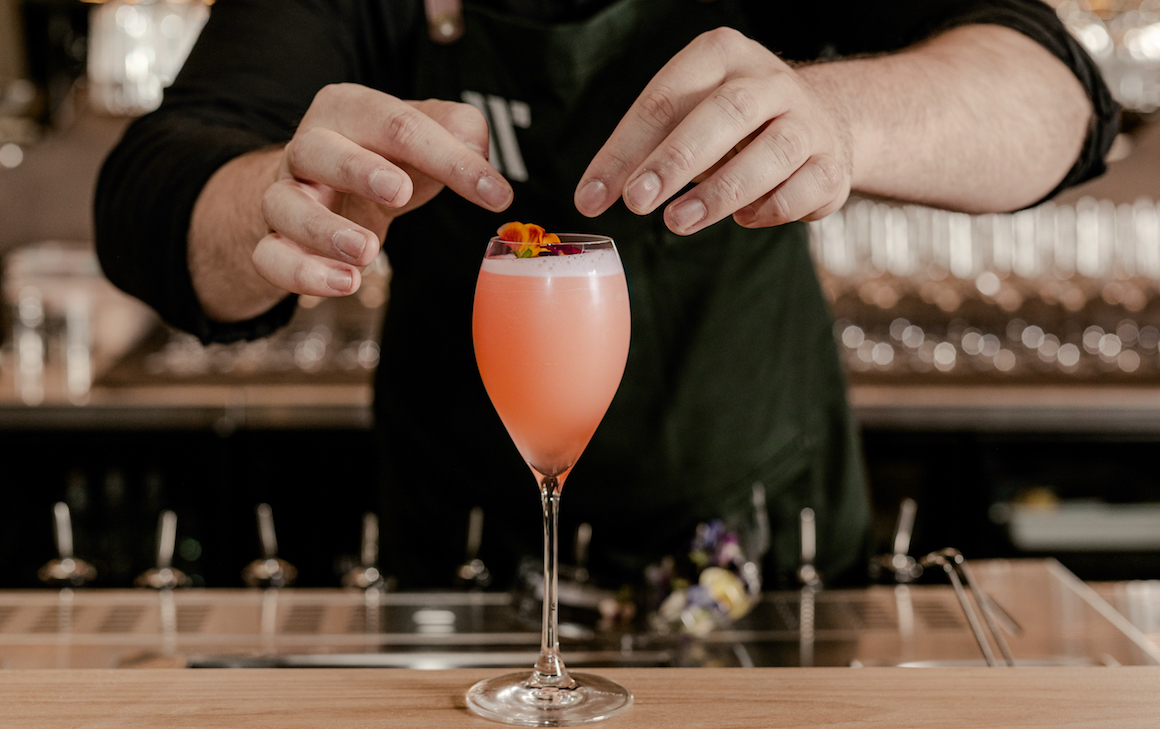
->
<box><xmin>473</xmin><ymin>248</ymin><xmax>629</xmax><ymax>479</ymax></box>
<box><xmin>467</xmin><ymin>233</ymin><xmax>634</xmax><ymax>725</ymax></box>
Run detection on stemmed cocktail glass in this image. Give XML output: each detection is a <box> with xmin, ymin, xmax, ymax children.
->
<box><xmin>466</xmin><ymin>233</ymin><xmax>633</xmax><ymax>725</ymax></box>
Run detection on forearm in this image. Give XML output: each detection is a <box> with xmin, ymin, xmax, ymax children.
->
<box><xmin>801</xmin><ymin>23</ymin><xmax>1093</xmax><ymax>213</ymax></box>
<box><xmin>188</xmin><ymin>147</ymin><xmax>287</xmax><ymax>322</ymax></box>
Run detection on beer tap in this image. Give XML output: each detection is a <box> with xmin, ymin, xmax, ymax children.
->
<box><xmin>38</xmin><ymin>502</ymin><xmax>97</xmax><ymax>586</ymax></box>
<box><xmin>242</xmin><ymin>503</ymin><xmax>297</xmax><ymax>588</ymax></box>
<box><xmin>797</xmin><ymin>507</ymin><xmax>820</xmax><ymax>668</ymax></box>
<box><xmin>571</xmin><ymin>522</ymin><xmax>592</xmax><ymax>584</ymax></box>
<box><xmin>135</xmin><ymin>510</ymin><xmax>191</xmax><ymax>589</ymax></box>
<box><xmin>797</xmin><ymin>507</ymin><xmax>821</xmax><ymax>589</ymax></box>
<box><xmin>455</xmin><ymin>506</ymin><xmax>490</xmax><ymax>588</ymax></box>
<box><xmin>871</xmin><ymin>498</ymin><xmax>923</xmax><ymax>583</ymax></box>
<box><xmin>343</xmin><ymin>512</ymin><xmax>390</xmax><ymax>589</ymax></box>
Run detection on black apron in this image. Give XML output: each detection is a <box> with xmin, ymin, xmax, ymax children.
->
<box><xmin>377</xmin><ymin>0</ymin><xmax>870</xmax><ymax>589</ymax></box>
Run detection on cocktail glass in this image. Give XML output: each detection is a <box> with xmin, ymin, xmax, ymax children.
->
<box><xmin>466</xmin><ymin>234</ymin><xmax>633</xmax><ymax>725</ymax></box>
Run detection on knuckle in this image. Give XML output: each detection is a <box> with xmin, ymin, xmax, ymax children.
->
<box><xmin>710</xmin><ymin>172</ymin><xmax>747</xmax><ymax>209</ymax></box>
<box><xmin>600</xmin><ymin>146</ymin><xmax>637</xmax><ymax>178</ymax></box>
<box><xmin>260</xmin><ymin>185</ymin><xmax>283</xmax><ymax>226</ymax></box>
<box><xmin>765</xmin><ymin>192</ymin><xmax>795</xmax><ymax>225</ymax></box>
<box><xmin>711</xmin><ymin>80</ymin><xmax>761</xmax><ymax>128</ymax></box>
<box><xmin>381</xmin><ymin>108</ymin><xmax>424</xmax><ymax>150</ymax></box>
<box><xmin>442</xmin><ymin>151</ymin><xmax>477</xmax><ymax>182</ymax></box>
<box><xmin>334</xmin><ymin>147</ymin><xmax>365</xmax><ymax>183</ymax></box>
<box><xmin>663</xmin><ymin>138</ymin><xmax>700</xmax><ymax>176</ymax></box>
<box><xmin>454</xmin><ymin>102</ymin><xmax>489</xmax><ymax>136</ymax></box>
<box><xmin>292</xmin><ymin>264</ymin><xmax>311</xmax><ymax>293</ymax></box>
<box><xmin>305</xmin><ymin>212</ymin><xmax>333</xmax><ymax>247</ymax></box>
<box><xmin>700</xmin><ymin>26</ymin><xmax>746</xmax><ymax>52</ymax></box>
<box><xmin>760</xmin><ymin>125</ymin><xmax>807</xmax><ymax>169</ymax></box>
<box><xmin>313</xmin><ymin>82</ymin><xmax>351</xmax><ymax>109</ymax></box>
<box><xmin>637</xmin><ymin>87</ymin><xmax>679</xmax><ymax>131</ymax></box>
<box><xmin>811</xmin><ymin>155</ymin><xmax>845</xmax><ymax>196</ymax></box>
<box><xmin>283</xmin><ymin>135</ymin><xmax>307</xmax><ymax>174</ymax></box>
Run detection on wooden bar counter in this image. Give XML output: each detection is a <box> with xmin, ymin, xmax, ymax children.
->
<box><xmin>3</xmin><ymin>667</ymin><xmax>1157</xmax><ymax>728</ymax></box>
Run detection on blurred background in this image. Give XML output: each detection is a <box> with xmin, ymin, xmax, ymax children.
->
<box><xmin>2</xmin><ymin>0</ymin><xmax>1160</xmax><ymax>592</ymax></box>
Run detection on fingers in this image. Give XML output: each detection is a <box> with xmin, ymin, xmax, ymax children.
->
<box><xmin>284</xmin><ymin>126</ymin><xmax>413</xmax><ymax>207</ymax></box>
<box><xmin>627</xmin><ymin>76</ymin><xmax>791</xmax><ymax>219</ymax></box>
<box><xmin>316</xmin><ymin>86</ymin><xmax>512</xmax><ymax>211</ymax></box>
<box><xmin>262</xmin><ymin>178</ymin><xmax>380</xmax><ymax>268</ymax></box>
<box><xmin>662</xmin><ymin>115</ymin><xmax>812</xmax><ymax>234</ymax></box>
<box><xmin>575</xmin><ymin>30</ymin><xmax>852</xmax><ymax>233</ymax></box>
<box><xmin>576</xmin><ymin>28</ymin><xmax>774</xmax><ymax>217</ymax></box>
<box><xmin>732</xmin><ymin>154</ymin><xmax>849</xmax><ymax>228</ymax></box>
<box><xmin>252</xmin><ymin>232</ymin><xmax>363</xmax><ymax>297</ymax></box>
<box><xmin>259</xmin><ymin>86</ymin><xmax>514</xmax><ymax>300</ymax></box>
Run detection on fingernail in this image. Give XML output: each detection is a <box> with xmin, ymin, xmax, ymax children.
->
<box><xmin>669</xmin><ymin>199</ymin><xmax>706</xmax><ymax>232</ymax></box>
<box><xmin>625</xmin><ymin>172</ymin><xmax>661</xmax><ymax>213</ymax></box>
<box><xmin>734</xmin><ymin>205</ymin><xmax>757</xmax><ymax>226</ymax></box>
<box><xmin>334</xmin><ymin>229</ymin><xmax>367</xmax><ymax>260</ymax></box>
<box><xmin>477</xmin><ymin>175</ymin><xmax>511</xmax><ymax>209</ymax></box>
<box><xmin>327</xmin><ymin>269</ymin><xmax>354</xmax><ymax>293</ymax></box>
<box><xmin>576</xmin><ymin>179</ymin><xmax>608</xmax><ymax>216</ymax></box>
<box><xmin>370</xmin><ymin>170</ymin><xmax>402</xmax><ymax>205</ymax></box>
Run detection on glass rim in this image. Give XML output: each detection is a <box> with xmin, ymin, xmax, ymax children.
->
<box><xmin>488</xmin><ymin>233</ymin><xmax>614</xmax><ymax>247</ymax></box>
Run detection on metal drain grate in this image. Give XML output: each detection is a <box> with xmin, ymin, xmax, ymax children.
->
<box><xmin>836</xmin><ymin>596</ymin><xmax>897</xmax><ymax>630</ymax></box>
<box><xmin>282</xmin><ymin>604</ymin><xmax>324</xmax><ymax>634</ymax></box>
<box><xmin>176</xmin><ymin>605</ymin><xmax>210</xmax><ymax>633</ymax></box>
<box><xmin>97</xmin><ymin>605</ymin><xmax>144</xmax><ymax>634</ymax></box>
<box><xmin>0</xmin><ymin>606</ymin><xmax>18</xmax><ymax>632</ymax></box>
<box><xmin>30</xmin><ymin>606</ymin><xmax>86</xmax><ymax>633</ymax></box>
<box><xmin>347</xmin><ymin>605</ymin><xmax>376</xmax><ymax>634</ymax></box>
<box><xmin>912</xmin><ymin>596</ymin><xmax>965</xmax><ymax>629</ymax></box>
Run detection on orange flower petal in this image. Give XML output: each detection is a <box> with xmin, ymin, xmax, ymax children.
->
<box><xmin>498</xmin><ymin>222</ymin><xmax>564</xmax><ymax>256</ymax></box>
<box><xmin>498</xmin><ymin>222</ymin><xmax>529</xmax><ymax>242</ymax></box>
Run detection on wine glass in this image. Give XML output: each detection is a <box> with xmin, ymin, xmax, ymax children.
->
<box><xmin>467</xmin><ymin>233</ymin><xmax>634</xmax><ymax>725</ymax></box>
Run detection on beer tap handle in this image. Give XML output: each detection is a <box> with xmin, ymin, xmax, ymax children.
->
<box><xmin>797</xmin><ymin>507</ymin><xmax>821</xmax><ymax>588</ymax></box>
<box><xmin>243</xmin><ymin>504</ymin><xmax>297</xmax><ymax>588</ymax></box>
<box><xmin>53</xmin><ymin>502</ymin><xmax>74</xmax><ymax>560</ymax></box>
<box><xmin>361</xmin><ymin>512</ymin><xmax>379</xmax><ymax>569</ymax></box>
<box><xmin>343</xmin><ymin>512</ymin><xmax>388</xmax><ymax>590</ymax></box>
<box><xmin>257</xmin><ymin>503</ymin><xmax>278</xmax><ymax>561</ymax></box>
<box><xmin>39</xmin><ymin>502</ymin><xmax>96</xmax><ymax>586</ymax></box>
<box><xmin>455</xmin><ymin>506</ymin><xmax>490</xmax><ymax>588</ymax></box>
<box><xmin>870</xmin><ymin>498</ymin><xmax>923</xmax><ymax>583</ymax></box>
<box><xmin>573</xmin><ymin>523</ymin><xmax>592</xmax><ymax>584</ymax></box>
<box><xmin>465</xmin><ymin>506</ymin><xmax>483</xmax><ymax>563</ymax></box>
<box><xmin>136</xmin><ymin>510</ymin><xmax>190</xmax><ymax>589</ymax></box>
<box><xmin>157</xmin><ymin>510</ymin><xmax>177</xmax><ymax>570</ymax></box>
<box><xmin>892</xmin><ymin>498</ymin><xmax>917</xmax><ymax>559</ymax></box>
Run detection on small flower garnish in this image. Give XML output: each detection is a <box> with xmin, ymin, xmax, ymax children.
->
<box><xmin>497</xmin><ymin>222</ymin><xmax>581</xmax><ymax>257</ymax></box>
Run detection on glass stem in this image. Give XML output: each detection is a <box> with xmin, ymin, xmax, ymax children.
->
<box><xmin>532</xmin><ymin>474</ymin><xmax>574</xmax><ymax>688</ymax></box>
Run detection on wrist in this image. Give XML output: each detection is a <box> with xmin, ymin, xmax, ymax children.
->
<box><xmin>189</xmin><ymin>146</ymin><xmax>286</xmax><ymax>322</ymax></box>
<box><xmin>795</xmin><ymin>59</ymin><xmax>883</xmax><ymax>196</ymax></box>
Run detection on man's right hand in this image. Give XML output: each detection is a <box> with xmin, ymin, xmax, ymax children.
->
<box><xmin>190</xmin><ymin>83</ymin><xmax>512</xmax><ymax>321</ymax></box>
<box><xmin>256</xmin><ymin>84</ymin><xmax>512</xmax><ymax>296</ymax></box>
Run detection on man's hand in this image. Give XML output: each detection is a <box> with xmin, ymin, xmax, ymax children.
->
<box><xmin>190</xmin><ymin>83</ymin><xmax>513</xmax><ymax>321</ymax></box>
<box><xmin>574</xmin><ymin>28</ymin><xmax>853</xmax><ymax>235</ymax></box>
<box><xmin>576</xmin><ymin>24</ymin><xmax>1093</xmax><ymax>232</ymax></box>
<box><xmin>256</xmin><ymin>83</ymin><xmax>512</xmax><ymax>296</ymax></box>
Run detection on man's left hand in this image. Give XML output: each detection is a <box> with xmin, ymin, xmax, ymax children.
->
<box><xmin>574</xmin><ymin>27</ymin><xmax>852</xmax><ymax>234</ymax></box>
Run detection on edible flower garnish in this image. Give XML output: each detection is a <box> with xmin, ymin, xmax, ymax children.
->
<box><xmin>497</xmin><ymin>222</ymin><xmax>581</xmax><ymax>257</ymax></box>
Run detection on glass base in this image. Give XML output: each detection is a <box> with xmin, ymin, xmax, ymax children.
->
<box><xmin>465</xmin><ymin>671</ymin><xmax>633</xmax><ymax>726</ymax></box>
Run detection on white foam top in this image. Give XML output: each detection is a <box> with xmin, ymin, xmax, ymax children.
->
<box><xmin>481</xmin><ymin>248</ymin><xmax>622</xmax><ymax>277</ymax></box>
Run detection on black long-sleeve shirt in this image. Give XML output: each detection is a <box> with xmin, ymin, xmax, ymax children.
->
<box><xmin>94</xmin><ymin>0</ymin><xmax>1120</xmax><ymax>343</ymax></box>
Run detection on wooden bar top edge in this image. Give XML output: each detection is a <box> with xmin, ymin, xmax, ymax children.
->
<box><xmin>1</xmin><ymin>667</ymin><xmax>1157</xmax><ymax>728</ymax></box>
